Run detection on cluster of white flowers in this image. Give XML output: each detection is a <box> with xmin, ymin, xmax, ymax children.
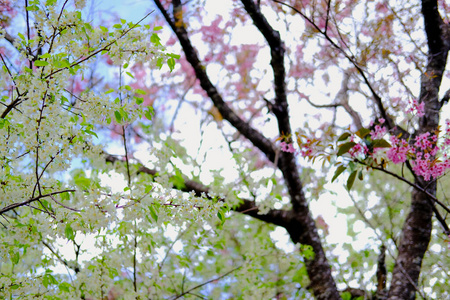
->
<box><xmin>0</xmin><ymin>0</ymin><xmax>245</xmax><ymax>298</ymax></box>
<box><xmin>0</xmin><ymin>1</ymin><xmax>186</xmax><ymax>297</ymax></box>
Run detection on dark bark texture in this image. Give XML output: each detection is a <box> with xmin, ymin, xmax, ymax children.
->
<box><xmin>387</xmin><ymin>1</ymin><xmax>450</xmax><ymax>299</ymax></box>
<box><xmin>154</xmin><ymin>1</ymin><xmax>340</xmax><ymax>298</ymax></box>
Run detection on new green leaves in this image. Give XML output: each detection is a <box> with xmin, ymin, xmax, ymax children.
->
<box><xmin>333</xmin><ymin>126</ymin><xmax>391</xmax><ymax>190</ymax></box>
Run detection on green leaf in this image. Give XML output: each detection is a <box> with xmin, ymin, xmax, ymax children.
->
<box><xmin>292</xmin><ymin>267</ymin><xmax>307</xmax><ymax>284</ymax></box>
<box><xmin>348</xmin><ymin>161</ymin><xmax>356</xmax><ymax>171</ymax></box>
<box><xmin>17</xmin><ymin>32</ymin><xmax>26</xmax><ymax>41</ymax></box>
<box><xmin>43</xmin><ymin>273</ymin><xmax>58</xmax><ymax>288</ymax></box>
<box><xmin>167</xmin><ymin>57</ymin><xmax>176</xmax><ymax>72</ymax></box>
<box><xmin>46</xmin><ymin>0</ymin><xmax>57</xmax><ymax>5</ymax></box>
<box><xmin>119</xmin><ymin>107</ymin><xmax>128</xmax><ymax>120</ymax></box>
<box><xmin>358</xmin><ymin>170</ymin><xmax>364</xmax><ymax>180</ymax></box>
<box><xmin>148</xmin><ymin>205</ymin><xmax>158</xmax><ymax>222</ymax></box>
<box><xmin>134</xmin><ymin>97</ymin><xmax>144</xmax><ymax>105</ymax></box>
<box><xmin>337</xmin><ymin>142</ymin><xmax>356</xmax><ymax>156</ymax></box>
<box><xmin>150</xmin><ymin>33</ymin><xmax>161</xmax><ymax>46</ymax></box>
<box><xmin>347</xmin><ymin>171</ymin><xmax>357</xmax><ymax>190</ymax></box>
<box><xmin>114</xmin><ymin>110</ymin><xmax>122</xmax><ymax>123</ymax></box>
<box><xmin>65</xmin><ymin>224</ymin><xmax>75</xmax><ymax>241</ymax></box>
<box><xmin>332</xmin><ymin>165</ymin><xmax>347</xmax><ymax>182</ymax></box>
<box><xmin>105</xmin><ymin>88</ymin><xmax>115</xmax><ymax>94</ymax></box>
<box><xmin>84</xmin><ymin>129</ymin><xmax>98</xmax><ymax>138</ymax></box>
<box><xmin>74</xmin><ymin>177</ymin><xmax>90</xmax><ymax>190</ymax></box>
<box><xmin>145</xmin><ymin>185</ymin><xmax>153</xmax><ymax>193</ymax></box>
<box><xmin>341</xmin><ymin>292</ymin><xmax>352</xmax><ymax>300</ymax></box>
<box><xmin>337</xmin><ymin>132</ymin><xmax>351</xmax><ymax>142</ymax></box>
<box><xmin>125</xmin><ymin>71</ymin><xmax>134</xmax><ymax>79</ymax></box>
<box><xmin>156</xmin><ymin>57</ymin><xmax>164</xmax><ymax>69</ymax></box>
<box><xmin>0</xmin><ymin>118</ymin><xmax>9</xmax><ymax>129</ymax></box>
<box><xmin>135</xmin><ymin>89</ymin><xmax>146</xmax><ymax>95</ymax></box>
<box><xmin>10</xmin><ymin>251</ymin><xmax>20</xmax><ymax>265</ymax></box>
<box><xmin>144</xmin><ymin>107</ymin><xmax>153</xmax><ymax>120</ymax></box>
<box><xmin>26</xmin><ymin>5</ymin><xmax>39</xmax><ymax>11</ymax></box>
<box><xmin>59</xmin><ymin>282</ymin><xmax>72</xmax><ymax>293</ymax></box>
<box><xmin>153</xmin><ymin>26</ymin><xmax>163</xmax><ymax>31</ymax></box>
<box><xmin>55</xmin><ymin>59</ymin><xmax>71</xmax><ymax>68</ymax></box>
<box><xmin>167</xmin><ymin>53</ymin><xmax>181</xmax><ymax>59</ymax></box>
<box><xmin>356</xmin><ymin>127</ymin><xmax>371</xmax><ymax>139</ymax></box>
<box><xmin>300</xmin><ymin>244</ymin><xmax>315</xmax><ymax>260</ymax></box>
<box><xmin>372</xmin><ymin>139</ymin><xmax>391</xmax><ymax>148</ymax></box>
<box><xmin>217</xmin><ymin>210</ymin><xmax>225</xmax><ymax>223</ymax></box>
<box><xmin>108</xmin><ymin>266</ymin><xmax>119</xmax><ymax>279</ymax></box>
<box><xmin>169</xmin><ymin>170</ymin><xmax>186</xmax><ymax>189</ymax></box>
<box><xmin>60</xmin><ymin>191</ymin><xmax>71</xmax><ymax>201</ymax></box>
<box><xmin>34</xmin><ymin>60</ymin><xmax>49</xmax><ymax>66</ymax></box>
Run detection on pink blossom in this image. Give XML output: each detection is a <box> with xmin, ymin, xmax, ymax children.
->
<box><xmin>300</xmin><ymin>148</ymin><xmax>313</xmax><ymax>157</ymax></box>
<box><xmin>280</xmin><ymin>141</ymin><xmax>295</xmax><ymax>153</ymax></box>
<box><xmin>375</xmin><ymin>2</ymin><xmax>389</xmax><ymax>13</ymax></box>
<box><xmin>370</xmin><ymin>124</ymin><xmax>387</xmax><ymax>139</ymax></box>
<box><xmin>408</xmin><ymin>131</ymin><xmax>450</xmax><ymax>179</ymax></box>
<box><xmin>200</xmin><ymin>16</ymin><xmax>224</xmax><ymax>44</ymax></box>
<box><xmin>387</xmin><ymin>136</ymin><xmax>412</xmax><ymax>164</ymax></box>
<box><xmin>411</xmin><ymin>156</ymin><xmax>450</xmax><ymax>181</ymax></box>
<box><xmin>349</xmin><ymin>143</ymin><xmax>368</xmax><ymax>158</ymax></box>
<box><xmin>407</xmin><ymin>99</ymin><xmax>425</xmax><ymax>117</ymax></box>
<box><xmin>414</xmin><ymin>132</ymin><xmax>437</xmax><ymax>153</ymax></box>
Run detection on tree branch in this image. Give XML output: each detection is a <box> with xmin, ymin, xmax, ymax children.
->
<box><xmin>270</xmin><ymin>0</ymin><xmax>409</xmax><ymax>138</ymax></box>
<box><xmin>0</xmin><ymin>189</ymin><xmax>75</xmax><ymax>215</ymax></box>
<box><xmin>171</xmin><ymin>265</ymin><xmax>242</xmax><ymax>300</ymax></box>
<box><xmin>153</xmin><ymin>0</ymin><xmax>277</xmax><ymax>163</ymax></box>
<box><xmin>106</xmin><ymin>153</ymin><xmax>295</xmax><ymax>229</ymax></box>
<box><xmin>388</xmin><ymin>1</ymin><xmax>450</xmax><ymax>298</ymax></box>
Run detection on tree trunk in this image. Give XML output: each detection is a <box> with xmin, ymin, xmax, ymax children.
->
<box><xmin>388</xmin><ymin>0</ymin><xmax>449</xmax><ymax>298</ymax></box>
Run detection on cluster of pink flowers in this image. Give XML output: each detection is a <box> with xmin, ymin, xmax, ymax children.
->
<box><xmin>385</xmin><ymin>130</ymin><xmax>450</xmax><ymax>180</ymax></box>
<box><xmin>414</xmin><ymin>132</ymin><xmax>438</xmax><ymax>154</ymax></box>
<box><xmin>300</xmin><ymin>146</ymin><xmax>313</xmax><ymax>157</ymax></box>
<box><xmin>280</xmin><ymin>137</ymin><xmax>317</xmax><ymax>158</ymax></box>
<box><xmin>411</xmin><ymin>153</ymin><xmax>450</xmax><ymax>181</ymax></box>
<box><xmin>280</xmin><ymin>141</ymin><xmax>296</xmax><ymax>153</ymax></box>
<box><xmin>281</xmin><ymin>117</ymin><xmax>450</xmax><ymax>181</ymax></box>
<box><xmin>370</xmin><ymin>118</ymin><xmax>387</xmax><ymax>139</ymax></box>
<box><xmin>444</xmin><ymin>119</ymin><xmax>450</xmax><ymax>146</ymax></box>
<box><xmin>409</xmin><ymin>132</ymin><xmax>449</xmax><ymax>180</ymax></box>
<box><xmin>298</xmin><ymin>137</ymin><xmax>322</xmax><ymax>158</ymax></box>
<box><xmin>386</xmin><ymin>135</ymin><xmax>413</xmax><ymax>164</ymax></box>
<box><xmin>407</xmin><ymin>98</ymin><xmax>425</xmax><ymax>117</ymax></box>
<box><xmin>349</xmin><ymin>143</ymin><xmax>369</xmax><ymax>158</ymax></box>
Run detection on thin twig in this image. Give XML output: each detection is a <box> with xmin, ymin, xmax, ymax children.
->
<box><xmin>270</xmin><ymin>0</ymin><xmax>405</xmax><ymax>136</ymax></box>
<box><xmin>0</xmin><ymin>189</ymin><xmax>76</xmax><ymax>215</ymax></box>
<box><xmin>49</xmin><ymin>194</ymin><xmax>81</xmax><ymax>212</ymax></box>
<box><xmin>158</xmin><ymin>225</ymin><xmax>192</xmax><ymax>273</ymax></box>
<box><xmin>171</xmin><ymin>266</ymin><xmax>242</xmax><ymax>300</ymax></box>
<box><xmin>365</xmin><ymin>163</ymin><xmax>450</xmax><ymax>235</ymax></box>
<box><xmin>44</xmin><ymin>11</ymin><xmax>154</xmax><ymax>80</ymax></box>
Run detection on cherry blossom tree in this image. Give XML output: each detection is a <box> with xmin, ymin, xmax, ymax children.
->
<box><xmin>1</xmin><ymin>0</ymin><xmax>450</xmax><ymax>299</ymax></box>
<box><xmin>147</xmin><ymin>0</ymin><xmax>450</xmax><ymax>299</ymax></box>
